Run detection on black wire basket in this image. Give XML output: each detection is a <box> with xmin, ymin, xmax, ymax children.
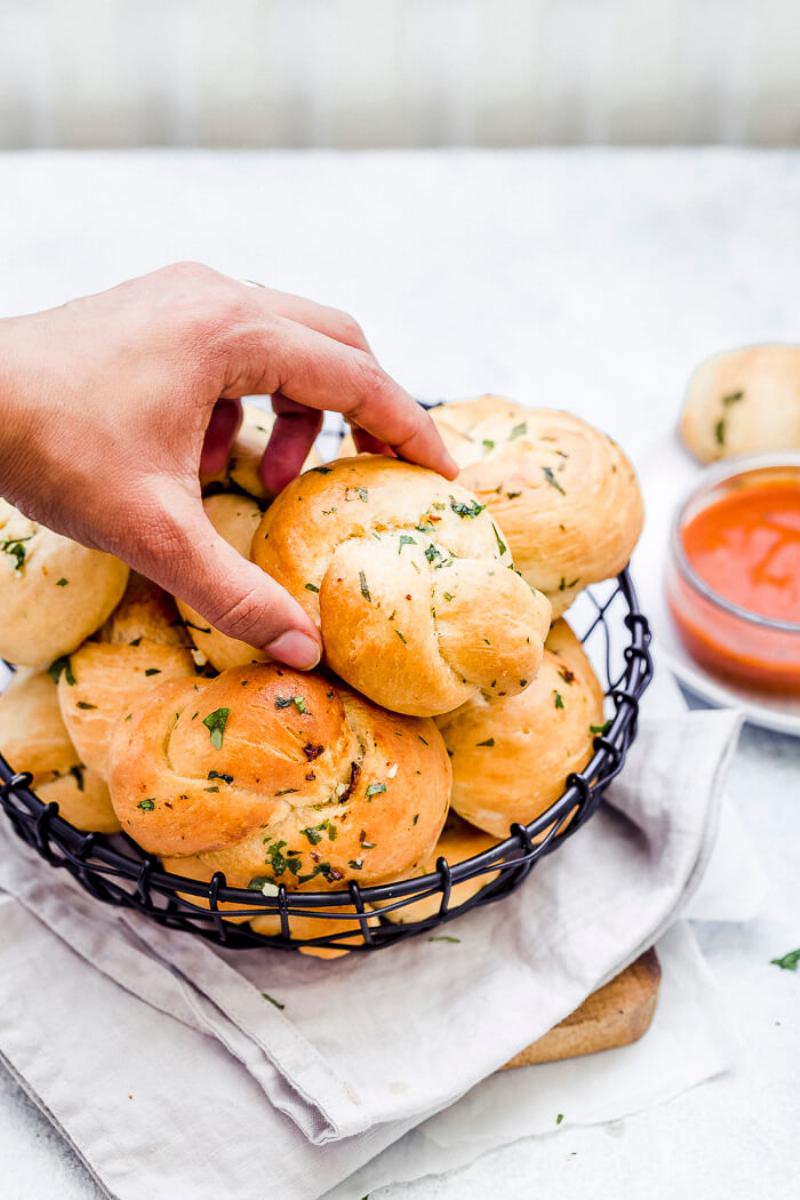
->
<box><xmin>0</xmin><ymin>569</ymin><xmax>652</xmax><ymax>955</ymax></box>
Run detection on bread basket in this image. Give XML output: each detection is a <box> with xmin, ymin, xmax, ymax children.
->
<box><xmin>0</xmin><ymin>567</ymin><xmax>651</xmax><ymax>953</ymax></box>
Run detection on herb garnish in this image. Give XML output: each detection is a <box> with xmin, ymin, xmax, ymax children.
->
<box><xmin>554</xmin><ymin>691</ymin><xmax>565</xmax><ymax>709</ymax></box>
<box><xmin>428</xmin><ymin>935</ymin><xmax>461</xmax><ymax>943</ymax></box>
<box><xmin>590</xmin><ymin>720</ymin><xmax>612</xmax><ymax>735</ymax></box>
<box><xmin>207</xmin><ymin>770</ymin><xmax>233</xmax><ymax>784</ymax></box>
<box><xmin>48</xmin><ymin>656</ymin><xmax>76</xmax><ymax>686</ymax></box>
<box><xmin>559</xmin><ymin>576</ymin><xmax>581</xmax><ymax>591</ymax></box>
<box><xmin>477</xmin><ymin>737</ymin><xmax>495</xmax><ymax>747</ymax></box>
<box><xmin>722</xmin><ymin>391</ymin><xmax>744</xmax><ymax>406</ymax></box>
<box><xmin>398</xmin><ymin>535</ymin><xmax>417</xmax><ymax>554</ymax></box>
<box><xmin>771</xmin><ymin>948</ymin><xmax>800</xmax><ymax>971</ymax></box>
<box><xmin>144</xmin><ymin>668</ymin><xmax>161</xmax><ymax>676</ymax></box>
<box><xmin>449</xmin><ymin>496</ymin><xmax>486</xmax><ymax>519</ymax></box>
<box><xmin>76</xmin><ymin>701</ymin><xmax>97</xmax><ymax>710</ymax></box>
<box><xmin>542</xmin><ymin>466</ymin><xmax>566</xmax><ymax>495</ymax></box>
<box><xmin>509</xmin><ymin>423</ymin><xmax>527</xmax><ymax>441</ymax></box>
<box><xmin>202</xmin><ymin>707</ymin><xmax>230</xmax><ymax>749</ymax></box>
<box><xmin>264</xmin><ymin>839</ymin><xmax>303</xmax><ymax>877</ymax></box>
<box><xmin>1</xmin><ymin>536</ymin><xmax>32</xmax><ymax>571</ymax></box>
<box><xmin>304</xmin><ymin>582</ymin><xmax>320</xmax><ymax>593</ymax></box>
<box><xmin>714</xmin><ymin>418</ymin><xmax>726</xmax><ymax>446</ymax></box>
<box><xmin>493</xmin><ymin>525</ymin><xmax>507</xmax><ymax>556</ymax></box>
<box><xmin>556</xmin><ymin>1113</ymin><xmax>565</xmax><ymax>1125</ymax></box>
<box><xmin>275</xmin><ymin>695</ymin><xmax>307</xmax><ymax>714</ymax></box>
<box><xmin>366</xmin><ymin>781</ymin><xmax>387</xmax><ymax>798</ymax></box>
<box><xmin>359</xmin><ymin>570</ymin><xmax>371</xmax><ymax>602</ymax></box>
<box><xmin>137</xmin><ymin>799</ymin><xmax>155</xmax><ymax>812</ymax></box>
<box><xmin>395</xmin><ymin>629</ymin><xmax>407</xmax><ymax>644</ymax></box>
<box><xmin>301</xmin><ymin>819</ymin><xmax>338</xmax><ymax>845</ymax></box>
<box><xmin>345</xmin><ymin>486</ymin><xmax>369</xmax><ymax>503</ymax></box>
<box><xmin>56</xmin><ymin>577</ymin><xmax>68</xmax><ymax>587</ymax></box>
<box><xmin>348</xmin><ymin>859</ymin><xmax>364</xmax><ymax>870</ymax></box>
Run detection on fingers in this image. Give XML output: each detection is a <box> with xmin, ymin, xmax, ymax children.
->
<box><xmin>199</xmin><ymin>398</ymin><xmax>242</xmax><ymax>475</ymax></box>
<box><xmin>140</xmin><ymin>495</ymin><xmax>322</xmax><ymax>670</ymax></box>
<box><xmin>261</xmin><ymin>394</ymin><xmax>324</xmax><ymax>495</ymax></box>
<box><xmin>222</xmin><ymin>314</ymin><xmax>458</xmax><ymax>480</ymax></box>
<box><xmin>351</xmin><ymin>425</ymin><xmax>396</xmax><ymax>458</ymax></box>
<box><xmin>242</xmin><ymin>283</ymin><xmax>372</xmax><ymax>353</ymax></box>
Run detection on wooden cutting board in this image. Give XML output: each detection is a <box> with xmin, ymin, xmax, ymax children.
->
<box><xmin>502</xmin><ymin>948</ymin><xmax>661</xmax><ymax>1070</ymax></box>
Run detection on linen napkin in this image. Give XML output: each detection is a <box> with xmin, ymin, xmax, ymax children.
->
<box><xmin>0</xmin><ymin>676</ymin><xmax>742</xmax><ymax>1200</ymax></box>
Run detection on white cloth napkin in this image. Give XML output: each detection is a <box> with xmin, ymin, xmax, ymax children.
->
<box><xmin>0</xmin><ymin>658</ymin><xmax>744</xmax><ymax>1200</ymax></box>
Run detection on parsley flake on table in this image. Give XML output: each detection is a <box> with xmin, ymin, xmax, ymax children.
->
<box><xmin>202</xmin><ymin>707</ymin><xmax>230</xmax><ymax>749</ymax></box>
<box><xmin>771</xmin><ymin>948</ymin><xmax>800</xmax><ymax>971</ymax></box>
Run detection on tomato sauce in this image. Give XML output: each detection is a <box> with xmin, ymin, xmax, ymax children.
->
<box><xmin>668</xmin><ymin>477</ymin><xmax>800</xmax><ymax>694</ymax></box>
<box><xmin>682</xmin><ymin>483</ymin><xmax>800</xmax><ymax>624</ymax></box>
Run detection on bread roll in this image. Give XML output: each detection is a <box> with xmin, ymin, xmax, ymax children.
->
<box><xmin>680</xmin><ymin>345</ymin><xmax>800</xmax><ymax>462</ymax></box>
<box><xmin>436</xmin><ymin>619</ymin><xmax>605</xmax><ymax>837</ymax></box>
<box><xmin>201</xmin><ymin>401</ymin><xmax>319</xmax><ymax>499</ymax></box>
<box><xmin>108</xmin><ymin>665</ymin><xmax>451</xmax><ymax>899</ymax></box>
<box><xmin>162</xmin><ymin>851</ymin><xmax>379</xmax><ymax>958</ymax></box>
<box><xmin>57</xmin><ymin>576</ymin><xmax>196</xmax><ymax>778</ymax></box>
<box><xmin>378</xmin><ymin>812</ymin><xmax>501</xmax><ymax>924</ymax></box>
<box><xmin>428</xmin><ymin>398</ymin><xmax>644</xmax><ymax>618</ymax></box>
<box><xmin>175</xmin><ymin>494</ymin><xmax>269</xmax><ymax>672</ymax></box>
<box><xmin>251</xmin><ymin>456</ymin><xmax>551</xmax><ymax>716</ymax></box>
<box><xmin>0</xmin><ymin>670</ymin><xmax>119</xmax><ymax>832</ymax></box>
<box><xmin>0</xmin><ymin>499</ymin><xmax>129</xmax><ymax>667</ymax></box>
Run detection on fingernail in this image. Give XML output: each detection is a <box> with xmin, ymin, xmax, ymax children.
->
<box><xmin>266</xmin><ymin>631</ymin><xmax>321</xmax><ymax>670</ymax></box>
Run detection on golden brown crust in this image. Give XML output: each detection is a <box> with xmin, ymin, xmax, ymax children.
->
<box><xmin>58</xmin><ymin>574</ymin><xmax>196</xmax><ymax>777</ymax></box>
<box><xmin>379</xmin><ymin>812</ymin><xmax>501</xmax><ymax>924</ymax></box>
<box><xmin>680</xmin><ymin>345</ymin><xmax>800</xmax><ymax>462</ymax></box>
<box><xmin>0</xmin><ymin>670</ymin><xmax>119</xmax><ymax>832</ymax></box>
<box><xmin>251</xmin><ymin>456</ymin><xmax>551</xmax><ymax>716</ymax></box>
<box><xmin>108</xmin><ymin>663</ymin><xmax>451</xmax><ymax>890</ymax></box>
<box><xmin>0</xmin><ymin>500</ymin><xmax>129</xmax><ymax>667</ymax></box>
<box><xmin>429</xmin><ymin>399</ymin><xmax>644</xmax><ymax>618</ymax></box>
<box><xmin>436</xmin><ymin>619</ymin><xmax>605</xmax><ymax>837</ymax></box>
<box><xmin>176</xmin><ymin>494</ymin><xmax>269</xmax><ymax>671</ymax></box>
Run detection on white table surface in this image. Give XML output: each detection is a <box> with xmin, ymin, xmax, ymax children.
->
<box><xmin>0</xmin><ymin>148</ymin><xmax>798</xmax><ymax>1200</ymax></box>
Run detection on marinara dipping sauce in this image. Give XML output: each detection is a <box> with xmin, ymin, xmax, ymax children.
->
<box><xmin>667</xmin><ymin>455</ymin><xmax>800</xmax><ymax>693</ymax></box>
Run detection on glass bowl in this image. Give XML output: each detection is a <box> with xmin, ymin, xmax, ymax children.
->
<box><xmin>666</xmin><ymin>452</ymin><xmax>800</xmax><ymax>694</ymax></box>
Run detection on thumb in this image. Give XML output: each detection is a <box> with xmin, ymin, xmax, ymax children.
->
<box><xmin>142</xmin><ymin>499</ymin><xmax>322</xmax><ymax>670</ymax></box>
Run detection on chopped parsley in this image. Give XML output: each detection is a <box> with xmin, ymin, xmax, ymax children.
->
<box><xmin>482</xmin><ymin>438</ymin><xmax>495</xmax><ymax>451</ymax></box>
<box><xmin>442</xmin><ymin>591</ymin><xmax>454</xmax><ymax>602</ymax></box>
<box><xmin>48</xmin><ymin>656</ymin><xmax>76</xmax><ymax>686</ymax></box>
<box><xmin>1</xmin><ymin>536</ymin><xmax>31</xmax><ymax>571</ymax></box>
<box><xmin>559</xmin><ymin>576</ymin><xmax>581</xmax><ymax>591</ymax></box>
<box><xmin>509</xmin><ymin>422</ymin><xmax>527</xmax><ymax>441</ymax></box>
<box><xmin>398</xmin><ymin>534</ymin><xmax>417</xmax><ymax>554</ymax></box>
<box><xmin>345</xmin><ymin>486</ymin><xmax>369</xmax><ymax>503</ymax></box>
<box><xmin>428</xmin><ymin>935</ymin><xmax>461</xmax><ymax>943</ymax></box>
<box><xmin>542</xmin><ymin>466</ymin><xmax>566</xmax><ymax>495</ymax></box>
<box><xmin>68</xmin><ymin>765</ymin><xmax>85</xmax><ymax>791</ymax></box>
<box><xmin>304</xmin><ymin>582</ymin><xmax>320</xmax><ymax>593</ymax></box>
<box><xmin>493</xmin><ymin>525</ymin><xmax>507</xmax><ymax>556</ymax></box>
<box><xmin>207</xmin><ymin>770</ymin><xmax>233</xmax><ymax>784</ymax></box>
<box><xmin>264</xmin><ymin>839</ymin><xmax>303</xmax><ymax>877</ymax></box>
<box><xmin>554</xmin><ymin>691</ymin><xmax>565</xmax><ymax>709</ymax></box>
<box><xmin>556</xmin><ymin>1113</ymin><xmax>565</xmax><ymax>1125</ymax></box>
<box><xmin>348</xmin><ymin>859</ymin><xmax>364</xmax><ymax>870</ymax></box>
<box><xmin>359</xmin><ymin>570</ymin><xmax>371</xmax><ymax>602</ymax></box>
<box><xmin>248</xmin><ymin>875</ymin><xmax>279</xmax><ymax>896</ymax></box>
<box><xmin>714</xmin><ymin>418</ymin><xmax>726</xmax><ymax>446</ymax></box>
<box><xmin>262</xmin><ymin>992</ymin><xmax>286</xmax><ymax>1009</ymax></box>
<box><xmin>722</xmin><ymin>390</ymin><xmax>744</xmax><ymax>406</ymax></box>
<box><xmin>590</xmin><ymin>720</ymin><xmax>612</xmax><ymax>735</ymax></box>
<box><xmin>477</xmin><ymin>737</ymin><xmax>495</xmax><ymax>747</ymax></box>
<box><xmin>76</xmin><ymin>701</ymin><xmax>97</xmax><ymax>710</ymax></box>
<box><xmin>449</xmin><ymin>496</ymin><xmax>486</xmax><ymax>519</ymax></box>
<box><xmin>56</xmin><ymin>577</ymin><xmax>68</xmax><ymax>587</ymax></box>
<box><xmin>274</xmin><ymin>695</ymin><xmax>307</xmax><ymax>714</ymax></box>
<box><xmin>144</xmin><ymin>668</ymin><xmax>161</xmax><ymax>676</ymax></box>
<box><xmin>366</xmin><ymin>781</ymin><xmax>387</xmax><ymax>798</ymax></box>
<box><xmin>417</xmin><ymin>734</ymin><xmax>429</xmax><ymax>746</ymax></box>
<box><xmin>301</xmin><ymin>819</ymin><xmax>338</xmax><ymax>845</ymax></box>
<box><xmin>395</xmin><ymin>629</ymin><xmax>407</xmax><ymax>644</ymax></box>
<box><xmin>137</xmin><ymin>799</ymin><xmax>155</xmax><ymax>812</ymax></box>
<box><xmin>202</xmin><ymin>707</ymin><xmax>230</xmax><ymax>749</ymax></box>
<box><xmin>771</xmin><ymin>948</ymin><xmax>800</xmax><ymax>971</ymax></box>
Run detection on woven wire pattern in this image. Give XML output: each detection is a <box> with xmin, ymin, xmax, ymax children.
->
<box><xmin>0</xmin><ymin>570</ymin><xmax>652</xmax><ymax>953</ymax></box>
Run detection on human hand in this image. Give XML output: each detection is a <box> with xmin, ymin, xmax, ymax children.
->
<box><xmin>0</xmin><ymin>262</ymin><xmax>457</xmax><ymax>669</ymax></box>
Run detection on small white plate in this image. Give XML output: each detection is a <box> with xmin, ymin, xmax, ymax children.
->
<box><xmin>632</xmin><ymin>431</ymin><xmax>800</xmax><ymax>739</ymax></box>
